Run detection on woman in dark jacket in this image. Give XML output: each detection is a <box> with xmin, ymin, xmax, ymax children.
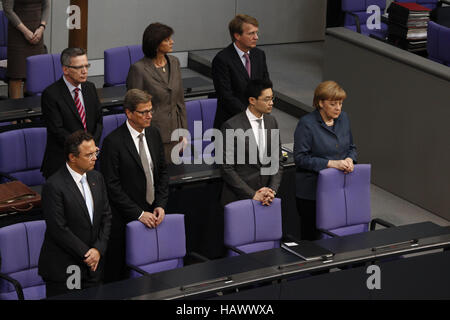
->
<box><xmin>294</xmin><ymin>80</ymin><xmax>357</xmax><ymax>240</ymax></box>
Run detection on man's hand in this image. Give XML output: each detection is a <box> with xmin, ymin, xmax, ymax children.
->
<box><xmin>138</xmin><ymin>211</ymin><xmax>157</xmax><ymax>228</ymax></box>
<box><xmin>253</xmin><ymin>187</ymin><xmax>275</xmax><ymax>206</ymax></box>
<box><xmin>153</xmin><ymin>207</ymin><xmax>165</xmax><ymax>227</ymax></box>
<box><xmin>84</xmin><ymin>248</ymin><xmax>101</xmax><ymax>272</ymax></box>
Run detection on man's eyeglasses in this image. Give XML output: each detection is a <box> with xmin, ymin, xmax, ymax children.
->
<box><xmin>134</xmin><ymin>109</ymin><xmax>154</xmax><ymax>116</ymax></box>
<box><xmin>84</xmin><ymin>150</ymin><xmax>100</xmax><ymax>160</ymax></box>
<box><xmin>65</xmin><ymin>63</ymin><xmax>91</xmax><ymax>70</ymax></box>
<box><xmin>258</xmin><ymin>96</ymin><xmax>275</xmax><ymax>103</ymax></box>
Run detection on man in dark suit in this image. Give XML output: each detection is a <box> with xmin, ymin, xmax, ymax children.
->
<box><xmin>38</xmin><ymin>130</ymin><xmax>112</xmax><ymax>298</ymax></box>
<box><xmin>41</xmin><ymin>47</ymin><xmax>103</xmax><ymax>179</ymax></box>
<box><xmin>100</xmin><ymin>89</ymin><xmax>169</xmax><ymax>283</ymax></box>
<box><xmin>212</xmin><ymin>14</ymin><xmax>270</xmax><ymax>130</ymax></box>
<box><xmin>220</xmin><ymin>79</ymin><xmax>283</xmax><ymax>206</ymax></box>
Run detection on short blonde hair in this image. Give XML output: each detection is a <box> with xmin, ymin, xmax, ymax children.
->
<box><xmin>313</xmin><ymin>81</ymin><xmax>347</xmax><ymax>109</ymax></box>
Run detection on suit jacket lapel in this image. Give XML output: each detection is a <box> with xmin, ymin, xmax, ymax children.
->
<box><xmin>58</xmin><ymin>78</ymin><xmax>84</xmax><ymax>127</ymax></box>
<box><xmin>143</xmin><ymin>57</ymin><xmax>167</xmax><ymax>85</ymax></box>
<box><xmin>120</xmin><ymin>124</ymin><xmax>145</xmax><ymax>172</ymax></box>
<box><xmin>62</xmin><ymin>167</ymin><xmax>92</xmax><ymax>225</ymax></box>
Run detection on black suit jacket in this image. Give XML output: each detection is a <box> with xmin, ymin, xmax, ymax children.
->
<box><xmin>212</xmin><ymin>43</ymin><xmax>270</xmax><ymax>129</ymax></box>
<box><xmin>220</xmin><ymin>111</ymin><xmax>283</xmax><ymax>205</ymax></box>
<box><xmin>38</xmin><ymin>167</ymin><xmax>112</xmax><ymax>283</ymax></box>
<box><xmin>41</xmin><ymin>78</ymin><xmax>103</xmax><ymax>179</ymax></box>
<box><xmin>100</xmin><ymin>123</ymin><xmax>169</xmax><ymax>227</ymax></box>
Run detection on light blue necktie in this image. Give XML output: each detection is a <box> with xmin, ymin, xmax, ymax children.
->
<box><xmin>81</xmin><ymin>175</ymin><xmax>94</xmax><ymax>224</ymax></box>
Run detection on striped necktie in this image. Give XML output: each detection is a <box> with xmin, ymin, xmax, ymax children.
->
<box><xmin>74</xmin><ymin>88</ymin><xmax>87</xmax><ymax>131</ymax></box>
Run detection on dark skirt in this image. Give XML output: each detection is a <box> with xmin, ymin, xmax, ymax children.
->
<box><xmin>6</xmin><ymin>0</ymin><xmax>46</xmax><ymax>79</ymax></box>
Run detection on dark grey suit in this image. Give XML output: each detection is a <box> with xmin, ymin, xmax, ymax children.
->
<box><xmin>220</xmin><ymin>111</ymin><xmax>283</xmax><ymax>205</ymax></box>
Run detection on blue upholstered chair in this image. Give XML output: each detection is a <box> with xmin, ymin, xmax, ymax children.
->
<box><xmin>25</xmin><ymin>54</ymin><xmax>62</xmax><ymax>96</ymax></box>
<box><xmin>342</xmin><ymin>0</ymin><xmax>388</xmax><ymax>39</ymax></box>
<box><xmin>224</xmin><ymin>198</ymin><xmax>282</xmax><ymax>256</ymax></box>
<box><xmin>427</xmin><ymin>21</ymin><xmax>450</xmax><ymax>66</ymax></box>
<box><xmin>316</xmin><ymin>164</ymin><xmax>394</xmax><ymax>239</ymax></box>
<box><xmin>0</xmin><ymin>220</ymin><xmax>46</xmax><ymax>300</ymax></box>
<box><xmin>0</xmin><ymin>127</ymin><xmax>46</xmax><ymax>186</ymax></box>
<box><xmin>125</xmin><ymin>214</ymin><xmax>186</xmax><ymax>278</ymax></box>
<box><xmin>103</xmin><ymin>45</ymin><xmax>144</xmax><ymax>87</ymax></box>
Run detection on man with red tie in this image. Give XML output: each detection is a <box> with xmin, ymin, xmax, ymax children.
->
<box><xmin>41</xmin><ymin>47</ymin><xmax>103</xmax><ymax>179</ymax></box>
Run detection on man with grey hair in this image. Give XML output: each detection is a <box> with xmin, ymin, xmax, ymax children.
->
<box><xmin>41</xmin><ymin>47</ymin><xmax>103</xmax><ymax>179</ymax></box>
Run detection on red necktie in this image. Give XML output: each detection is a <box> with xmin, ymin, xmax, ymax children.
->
<box><xmin>74</xmin><ymin>88</ymin><xmax>87</xmax><ymax>131</ymax></box>
<box><xmin>244</xmin><ymin>53</ymin><xmax>251</xmax><ymax>77</ymax></box>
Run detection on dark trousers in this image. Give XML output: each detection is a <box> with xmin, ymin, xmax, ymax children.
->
<box><xmin>296</xmin><ymin>198</ymin><xmax>320</xmax><ymax>241</ymax></box>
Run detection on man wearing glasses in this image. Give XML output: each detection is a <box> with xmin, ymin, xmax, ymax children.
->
<box><xmin>212</xmin><ymin>14</ymin><xmax>271</xmax><ymax>130</ymax></box>
<box><xmin>100</xmin><ymin>89</ymin><xmax>169</xmax><ymax>283</ymax></box>
<box><xmin>220</xmin><ymin>79</ymin><xmax>283</xmax><ymax>206</ymax></box>
<box><xmin>41</xmin><ymin>47</ymin><xmax>103</xmax><ymax>179</ymax></box>
<box><xmin>39</xmin><ymin>130</ymin><xmax>111</xmax><ymax>297</ymax></box>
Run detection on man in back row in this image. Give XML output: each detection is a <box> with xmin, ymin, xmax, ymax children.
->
<box><xmin>41</xmin><ymin>47</ymin><xmax>103</xmax><ymax>179</ymax></box>
<box><xmin>212</xmin><ymin>14</ymin><xmax>270</xmax><ymax>130</ymax></box>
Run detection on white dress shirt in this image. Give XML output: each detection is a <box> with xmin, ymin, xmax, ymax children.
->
<box><xmin>63</xmin><ymin>76</ymin><xmax>86</xmax><ymax>108</ymax></box>
<box><xmin>233</xmin><ymin>42</ymin><xmax>250</xmax><ymax>68</ymax></box>
<box><xmin>246</xmin><ymin>108</ymin><xmax>265</xmax><ymax>152</ymax></box>
<box><xmin>66</xmin><ymin>163</ymin><xmax>94</xmax><ymax>222</ymax></box>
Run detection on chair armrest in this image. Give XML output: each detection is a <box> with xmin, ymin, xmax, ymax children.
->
<box><xmin>318</xmin><ymin>228</ymin><xmax>339</xmax><ymax>238</ymax></box>
<box><xmin>186</xmin><ymin>251</ymin><xmax>210</xmax><ymax>263</ymax></box>
<box><xmin>344</xmin><ymin>11</ymin><xmax>362</xmax><ymax>33</ymax></box>
<box><xmin>0</xmin><ymin>272</ymin><xmax>24</xmax><ymax>300</ymax></box>
<box><xmin>126</xmin><ymin>264</ymin><xmax>150</xmax><ymax>276</ymax></box>
<box><xmin>370</xmin><ymin>218</ymin><xmax>395</xmax><ymax>231</ymax></box>
<box><xmin>225</xmin><ymin>244</ymin><xmax>246</xmax><ymax>255</ymax></box>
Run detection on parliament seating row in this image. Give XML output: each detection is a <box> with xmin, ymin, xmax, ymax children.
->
<box><xmin>0</xmin><ymin>98</ymin><xmax>217</xmax><ymax>186</ymax></box>
<box><xmin>427</xmin><ymin>21</ymin><xmax>450</xmax><ymax>66</ymax></box>
<box><xmin>0</xmin><ymin>164</ymin><xmax>394</xmax><ymax>300</ymax></box>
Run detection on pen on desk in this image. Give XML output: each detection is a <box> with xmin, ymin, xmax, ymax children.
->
<box><xmin>182</xmin><ymin>176</ymin><xmax>193</xmax><ymax>180</ymax></box>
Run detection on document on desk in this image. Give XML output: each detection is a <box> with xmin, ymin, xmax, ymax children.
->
<box><xmin>281</xmin><ymin>241</ymin><xmax>334</xmax><ymax>262</ymax></box>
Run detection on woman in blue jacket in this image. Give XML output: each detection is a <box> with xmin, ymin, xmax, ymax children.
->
<box><xmin>294</xmin><ymin>81</ymin><xmax>357</xmax><ymax>240</ymax></box>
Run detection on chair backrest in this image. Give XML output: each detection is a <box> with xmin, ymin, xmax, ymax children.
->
<box><xmin>126</xmin><ymin>214</ymin><xmax>186</xmax><ymax>278</ymax></box>
<box><xmin>0</xmin><ymin>127</ymin><xmax>46</xmax><ymax>186</ymax></box>
<box><xmin>103</xmin><ymin>45</ymin><xmax>144</xmax><ymax>87</ymax></box>
<box><xmin>99</xmin><ymin>113</ymin><xmax>127</xmax><ymax>148</ymax></box>
<box><xmin>0</xmin><ymin>220</ymin><xmax>46</xmax><ymax>300</ymax></box>
<box><xmin>342</xmin><ymin>0</ymin><xmax>387</xmax><ymax>27</ymax></box>
<box><xmin>224</xmin><ymin>198</ymin><xmax>282</xmax><ymax>256</ymax></box>
<box><xmin>0</xmin><ymin>11</ymin><xmax>8</xmax><ymax>60</ymax></box>
<box><xmin>26</xmin><ymin>54</ymin><xmax>62</xmax><ymax>96</ymax></box>
<box><xmin>316</xmin><ymin>164</ymin><xmax>371</xmax><ymax>238</ymax></box>
<box><xmin>427</xmin><ymin>21</ymin><xmax>450</xmax><ymax>66</ymax></box>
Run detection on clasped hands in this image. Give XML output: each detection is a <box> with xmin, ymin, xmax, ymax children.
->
<box><xmin>138</xmin><ymin>207</ymin><xmax>165</xmax><ymax>228</ymax></box>
<box><xmin>24</xmin><ymin>26</ymin><xmax>44</xmax><ymax>45</ymax></box>
<box><xmin>253</xmin><ymin>187</ymin><xmax>276</xmax><ymax>206</ymax></box>
<box><xmin>328</xmin><ymin>157</ymin><xmax>354</xmax><ymax>173</ymax></box>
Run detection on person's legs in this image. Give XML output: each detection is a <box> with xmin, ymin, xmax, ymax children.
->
<box><xmin>8</xmin><ymin>79</ymin><xmax>23</xmax><ymax>99</ymax></box>
<box><xmin>296</xmin><ymin>198</ymin><xmax>319</xmax><ymax>241</ymax></box>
